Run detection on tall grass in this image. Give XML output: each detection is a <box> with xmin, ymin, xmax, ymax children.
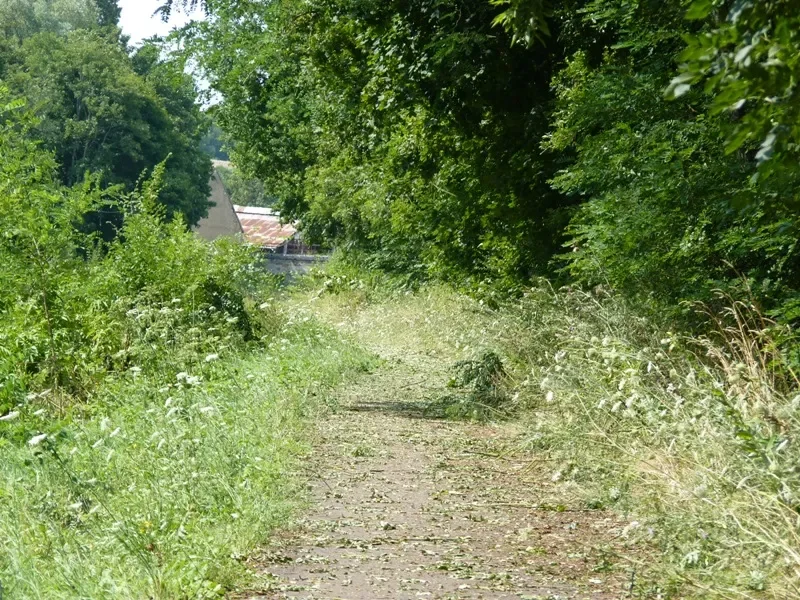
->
<box><xmin>0</xmin><ymin>316</ymin><xmax>376</xmax><ymax>599</ymax></box>
<box><xmin>495</xmin><ymin>285</ymin><xmax>800</xmax><ymax>598</ymax></box>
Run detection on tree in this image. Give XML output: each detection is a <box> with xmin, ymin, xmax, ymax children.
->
<box><xmin>182</xmin><ymin>0</ymin><xmax>573</xmax><ymax>285</ymax></box>
<box><xmin>4</xmin><ymin>30</ymin><xmax>210</xmax><ymax>232</ymax></box>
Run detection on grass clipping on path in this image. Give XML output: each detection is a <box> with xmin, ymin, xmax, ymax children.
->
<box><xmin>311</xmin><ymin>277</ymin><xmax>800</xmax><ymax>599</ymax></box>
<box><xmin>0</xmin><ymin>316</ymin><xmax>376</xmax><ymax>599</ymax></box>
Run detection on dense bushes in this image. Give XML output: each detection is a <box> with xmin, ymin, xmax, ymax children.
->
<box><xmin>0</xmin><ymin>101</ymin><xmax>272</xmax><ymax>416</ymax></box>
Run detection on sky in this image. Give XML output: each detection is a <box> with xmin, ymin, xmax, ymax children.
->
<box><xmin>119</xmin><ymin>0</ymin><xmax>204</xmax><ymax>46</ymax></box>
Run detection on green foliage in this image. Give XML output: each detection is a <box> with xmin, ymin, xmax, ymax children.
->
<box><xmin>0</xmin><ymin>317</ymin><xmax>375</xmax><ymax>599</ymax></box>
<box><xmin>0</xmin><ymin>101</ymin><xmax>265</xmax><ymax>413</ymax></box>
<box><xmin>182</xmin><ymin>0</ymin><xmax>572</xmax><ymax>288</ymax></box>
<box><xmin>216</xmin><ymin>164</ymin><xmax>274</xmax><ymax>208</ymax></box>
<box><xmin>0</xmin><ymin>10</ymin><xmax>211</xmax><ymax>231</ymax></box>
<box><xmin>671</xmin><ymin>0</ymin><xmax>800</xmax><ymax>173</ymax></box>
<box><xmin>542</xmin><ymin>0</ymin><xmax>800</xmax><ymax>329</ymax></box>
<box><xmin>428</xmin><ymin>351</ymin><xmax>510</xmax><ymax>419</ymax></box>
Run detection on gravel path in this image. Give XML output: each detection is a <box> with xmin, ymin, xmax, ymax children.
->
<box><xmin>236</xmin><ymin>304</ymin><xmax>633</xmax><ymax>599</ymax></box>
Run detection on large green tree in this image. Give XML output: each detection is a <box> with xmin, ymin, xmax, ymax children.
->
<box><xmin>183</xmin><ymin>0</ymin><xmax>573</xmax><ymax>285</ymax></box>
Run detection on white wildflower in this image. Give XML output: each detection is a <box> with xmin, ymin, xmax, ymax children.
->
<box><xmin>28</xmin><ymin>433</ymin><xmax>47</xmax><ymax>446</ymax></box>
<box><xmin>164</xmin><ymin>397</ymin><xmax>173</xmax><ymax>407</ymax></box>
<box><xmin>611</xmin><ymin>401</ymin><xmax>622</xmax><ymax>413</ymax></box>
<box><xmin>68</xmin><ymin>502</ymin><xmax>83</xmax><ymax>511</ymax></box>
<box><xmin>158</xmin><ymin>386</ymin><xmax>170</xmax><ymax>394</ymax></box>
<box><xmin>205</xmin><ymin>353</ymin><xmax>219</xmax><ymax>363</ymax></box>
<box><xmin>0</xmin><ymin>411</ymin><xmax>19</xmax><ymax>421</ymax></box>
<box><xmin>110</xmin><ymin>427</ymin><xmax>121</xmax><ymax>438</ymax></box>
<box><xmin>129</xmin><ymin>366</ymin><xmax>142</xmax><ymax>375</ymax></box>
<box><xmin>166</xmin><ymin>407</ymin><xmax>179</xmax><ymax>418</ymax></box>
<box><xmin>199</xmin><ymin>406</ymin><xmax>215</xmax><ymax>414</ymax></box>
<box><xmin>660</xmin><ymin>338</ymin><xmax>671</xmax><ymax>346</ymax></box>
<box><xmin>157</xmin><ymin>439</ymin><xmax>166</xmax><ymax>450</ymax></box>
<box><xmin>171</xmin><ymin>298</ymin><xmax>181</xmax><ymax>304</ymax></box>
<box><xmin>185</xmin><ymin>375</ymin><xmax>202</xmax><ymax>386</ymax></box>
<box><xmin>92</xmin><ymin>439</ymin><xmax>104</xmax><ymax>449</ymax></box>
<box><xmin>545</xmin><ymin>391</ymin><xmax>555</xmax><ymax>403</ymax></box>
<box><xmin>551</xmin><ymin>470</ymin><xmax>562</xmax><ymax>482</ymax></box>
<box><xmin>106</xmin><ymin>450</ymin><xmax>115</xmax><ymax>462</ymax></box>
<box><xmin>259</xmin><ymin>302</ymin><xmax>271</xmax><ymax>310</ymax></box>
<box><xmin>176</xmin><ymin>372</ymin><xmax>188</xmax><ymax>381</ymax></box>
<box><xmin>70</xmin><ymin>447</ymin><xmax>78</xmax><ymax>455</ymax></box>
<box><xmin>100</xmin><ymin>417</ymin><xmax>111</xmax><ymax>431</ymax></box>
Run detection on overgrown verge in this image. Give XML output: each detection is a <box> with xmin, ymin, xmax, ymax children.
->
<box><xmin>0</xmin><ymin>104</ymin><xmax>378</xmax><ymax>598</ymax></box>
<box><xmin>0</xmin><ymin>316</ymin><xmax>375</xmax><ymax>599</ymax></box>
<box><xmin>310</xmin><ymin>269</ymin><xmax>800</xmax><ymax>599</ymax></box>
<box><xmin>504</xmin><ymin>286</ymin><xmax>800</xmax><ymax>598</ymax></box>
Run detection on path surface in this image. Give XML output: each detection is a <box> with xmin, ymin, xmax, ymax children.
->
<box><xmin>237</xmin><ymin>304</ymin><xmax>633</xmax><ymax>600</ymax></box>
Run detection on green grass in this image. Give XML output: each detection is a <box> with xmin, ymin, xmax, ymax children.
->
<box><xmin>0</xmin><ymin>316</ymin><xmax>376</xmax><ymax>599</ymax></box>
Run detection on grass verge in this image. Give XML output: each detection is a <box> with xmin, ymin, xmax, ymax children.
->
<box><xmin>0</xmin><ymin>315</ymin><xmax>376</xmax><ymax>599</ymax></box>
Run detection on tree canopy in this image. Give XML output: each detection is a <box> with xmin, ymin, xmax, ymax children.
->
<box><xmin>0</xmin><ymin>0</ymin><xmax>211</xmax><ymax>232</ymax></box>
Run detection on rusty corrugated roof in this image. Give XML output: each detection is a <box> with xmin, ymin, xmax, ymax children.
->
<box><xmin>233</xmin><ymin>205</ymin><xmax>297</xmax><ymax>250</ymax></box>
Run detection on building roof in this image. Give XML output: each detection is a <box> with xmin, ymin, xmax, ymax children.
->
<box><xmin>233</xmin><ymin>205</ymin><xmax>297</xmax><ymax>250</ymax></box>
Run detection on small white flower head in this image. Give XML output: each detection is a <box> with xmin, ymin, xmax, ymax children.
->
<box><xmin>92</xmin><ymin>439</ymin><xmax>104</xmax><ymax>449</ymax></box>
<box><xmin>199</xmin><ymin>406</ymin><xmax>215</xmax><ymax>415</ymax></box>
<box><xmin>259</xmin><ymin>302</ymin><xmax>271</xmax><ymax>310</ymax></box>
<box><xmin>176</xmin><ymin>372</ymin><xmax>189</xmax><ymax>381</ymax></box>
<box><xmin>171</xmin><ymin>298</ymin><xmax>181</xmax><ymax>304</ymax></box>
<box><xmin>660</xmin><ymin>338</ymin><xmax>672</xmax><ymax>346</ymax></box>
<box><xmin>551</xmin><ymin>470</ymin><xmax>562</xmax><ymax>482</ymax></box>
<box><xmin>205</xmin><ymin>353</ymin><xmax>219</xmax><ymax>363</ymax></box>
<box><xmin>110</xmin><ymin>427</ymin><xmax>121</xmax><ymax>438</ymax></box>
<box><xmin>545</xmin><ymin>391</ymin><xmax>555</xmax><ymax>403</ymax></box>
<box><xmin>33</xmin><ymin>409</ymin><xmax>46</xmax><ymax>417</ymax></box>
<box><xmin>28</xmin><ymin>433</ymin><xmax>47</xmax><ymax>447</ymax></box>
<box><xmin>100</xmin><ymin>417</ymin><xmax>111</xmax><ymax>432</ymax></box>
<box><xmin>0</xmin><ymin>411</ymin><xmax>19</xmax><ymax>422</ymax></box>
<box><xmin>158</xmin><ymin>386</ymin><xmax>170</xmax><ymax>394</ymax></box>
<box><xmin>129</xmin><ymin>366</ymin><xmax>142</xmax><ymax>376</ymax></box>
<box><xmin>185</xmin><ymin>375</ymin><xmax>202</xmax><ymax>386</ymax></box>
<box><xmin>164</xmin><ymin>397</ymin><xmax>173</xmax><ymax>408</ymax></box>
<box><xmin>166</xmin><ymin>407</ymin><xmax>179</xmax><ymax>418</ymax></box>
<box><xmin>68</xmin><ymin>502</ymin><xmax>83</xmax><ymax>511</ymax></box>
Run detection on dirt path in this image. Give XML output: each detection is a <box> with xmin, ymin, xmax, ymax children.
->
<box><xmin>237</xmin><ymin>304</ymin><xmax>633</xmax><ymax>600</ymax></box>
